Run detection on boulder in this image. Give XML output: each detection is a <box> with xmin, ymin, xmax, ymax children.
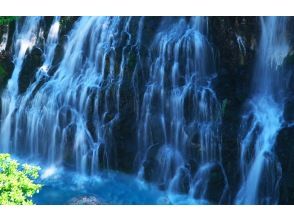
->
<box><xmin>192</xmin><ymin>162</ymin><xmax>229</xmax><ymax>204</ymax></box>
<box><xmin>170</xmin><ymin>167</ymin><xmax>191</xmax><ymax>194</ymax></box>
<box><xmin>68</xmin><ymin>195</ymin><xmax>105</xmax><ymax>205</ymax></box>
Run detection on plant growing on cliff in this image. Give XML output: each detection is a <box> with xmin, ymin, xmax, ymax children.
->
<box><xmin>0</xmin><ymin>16</ymin><xmax>18</xmax><ymax>25</ymax></box>
<box><xmin>0</xmin><ymin>64</ymin><xmax>7</xmax><ymax>77</ymax></box>
<box><xmin>221</xmin><ymin>98</ymin><xmax>228</xmax><ymax>116</ymax></box>
<box><xmin>0</xmin><ymin>154</ymin><xmax>42</xmax><ymax>205</ymax></box>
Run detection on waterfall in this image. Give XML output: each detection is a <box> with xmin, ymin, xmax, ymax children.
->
<box><xmin>3</xmin><ymin>16</ymin><xmax>292</xmax><ymax>204</ymax></box>
<box><xmin>137</xmin><ymin>17</ymin><xmax>228</xmax><ymax>202</ymax></box>
<box><xmin>0</xmin><ymin>16</ymin><xmax>231</xmax><ymax>203</ymax></box>
<box><xmin>235</xmin><ymin>17</ymin><xmax>289</xmax><ymax>204</ymax></box>
<box><xmin>0</xmin><ymin>16</ymin><xmax>145</xmax><ymax>176</ymax></box>
<box><xmin>41</xmin><ymin>16</ymin><xmax>60</xmax><ymax>72</ymax></box>
<box><xmin>12</xmin><ymin>16</ymin><xmax>61</xmax><ymax>162</ymax></box>
<box><xmin>0</xmin><ymin>16</ymin><xmax>229</xmax><ymax>203</ymax></box>
<box><xmin>0</xmin><ymin>17</ymin><xmax>42</xmax><ymax>152</ymax></box>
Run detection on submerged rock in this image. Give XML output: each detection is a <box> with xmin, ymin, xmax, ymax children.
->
<box><xmin>68</xmin><ymin>195</ymin><xmax>106</xmax><ymax>205</ymax></box>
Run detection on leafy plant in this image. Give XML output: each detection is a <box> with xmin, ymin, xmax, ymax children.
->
<box><xmin>221</xmin><ymin>98</ymin><xmax>228</xmax><ymax>116</ymax></box>
<box><xmin>0</xmin><ymin>17</ymin><xmax>18</xmax><ymax>25</ymax></box>
<box><xmin>0</xmin><ymin>154</ymin><xmax>42</xmax><ymax>205</ymax></box>
<box><xmin>0</xmin><ymin>64</ymin><xmax>7</xmax><ymax>77</ymax></box>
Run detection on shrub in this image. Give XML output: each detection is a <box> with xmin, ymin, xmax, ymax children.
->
<box><xmin>0</xmin><ymin>154</ymin><xmax>42</xmax><ymax>205</ymax></box>
<box><xmin>0</xmin><ymin>17</ymin><xmax>18</xmax><ymax>25</ymax></box>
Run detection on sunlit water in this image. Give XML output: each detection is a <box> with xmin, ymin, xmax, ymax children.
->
<box><xmin>32</xmin><ymin>165</ymin><xmax>207</xmax><ymax>205</ymax></box>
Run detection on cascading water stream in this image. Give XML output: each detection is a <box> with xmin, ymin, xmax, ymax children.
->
<box><xmin>13</xmin><ymin>16</ymin><xmax>61</xmax><ymax>162</ymax></box>
<box><xmin>235</xmin><ymin>17</ymin><xmax>289</xmax><ymax>204</ymax></box>
<box><xmin>41</xmin><ymin>16</ymin><xmax>60</xmax><ymax>73</ymax></box>
<box><xmin>0</xmin><ymin>16</ymin><xmax>42</xmax><ymax>152</ymax></box>
<box><xmin>137</xmin><ymin>17</ymin><xmax>228</xmax><ymax>202</ymax></box>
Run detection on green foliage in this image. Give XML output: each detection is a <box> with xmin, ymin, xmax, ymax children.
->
<box><xmin>0</xmin><ymin>154</ymin><xmax>42</xmax><ymax>205</ymax></box>
<box><xmin>0</xmin><ymin>17</ymin><xmax>18</xmax><ymax>25</ymax></box>
<box><xmin>60</xmin><ymin>17</ymin><xmax>72</xmax><ymax>26</ymax></box>
<box><xmin>0</xmin><ymin>64</ymin><xmax>7</xmax><ymax>77</ymax></box>
<box><xmin>60</xmin><ymin>16</ymin><xmax>76</xmax><ymax>28</ymax></box>
<box><xmin>221</xmin><ymin>98</ymin><xmax>228</xmax><ymax>116</ymax></box>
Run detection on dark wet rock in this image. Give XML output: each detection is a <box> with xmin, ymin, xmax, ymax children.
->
<box><xmin>173</xmin><ymin>167</ymin><xmax>191</xmax><ymax>194</ymax></box>
<box><xmin>185</xmin><ymin>159</ymin><xmax>198</xmax><ymax>174</ymax></box>
<box><xmin>276</xmin><ymin>126</ymin><xmax>294</xmax><ymax>204</ymax></box>
<box><xmin>103</xmin><ymin>112</ymin><xmax>116</xmax><ymax>124</ymax></box>
<box><xmin>123</xmin><ymin>47</ymin><xmax>138</xmax><ymax>79</ymax></box>
<box><xmin>142</xmin><ymin>158</ymin><xmax>158</xmax><ymax>182</ymax></box>
<box><xmin>30</xmin><ymin>46</ymin><xmax>44</xmax><ymax>64</ymax></box>
<box><xmin>145</xmin><ymin>114</ymin><xmax>166</xmax><ymax>146</ymax></box>
<box><xmin>18</xmin><ymin>46</ymin><xmax>44</xmax><ymax>93</ymax></box>
<box><xmin>258</xmin><ymin>151</ymin><xmax>282</xmax><ymax>204</ymax></box>
<box><xmin>140</xmin><ymin>17</ymin><xmax>161</xmax><ymax>47</ymax></box>
<box><xmin>141</xmin><ymin>144</ymin><xmax>161</xmax><ymax>182</ymax></box>
<box><xmin>283</xmin><ymin>51</ymin><xmax>294</xmax><ymax>66</ymax></box>
<box><xmin>142</xmin><ymin>144</ymin><xmax>185</xmax><ymax>187</ymax></box>
<box><xmin>186</xmin><ymin>131</ymin><xmax>201</xmax><ymax>164</ymax></box>
<box><xmin>58</xmin><ymin>106</ymin><xmax>73</xmax><ymax>128</ymax></box>
<box><xmin>208</xmin><ymin>17</ymin><xmax>260</xmax><ymax>201</ymax></box>
<box><xmin>0</xmin><ymin>50</ymin><xmax>14</xmax><ymax>90</ymax></box>
<box><xmin>62</xmin><ymin>123</ymin><xmax>77</xmax><ymax>167</ymax></box>
<box><xmin>5</xmin><ymin>19</ymin><xmax>16</xmax><ymax>51</ymax></box>
<box><xmin>68</xmin><ymin>195</ymin><xmax>105</xmax><ymax>205</ymax></box>
<box><xmin>205</xmin><ymin>163</ymin><xmax>228</xmax><ymax>204</ymax></box>
<box><xmin>158</xmin><ymin>182</ymin><xmax>167</xmax><ymax>191</ymax></box>
<box><xmin>85</xmin><ymin>143</ymin><xmax>107</xmax><ymax>172</ymax></box>
<box><xmin>145</xmin><ymin>143</ymin><xmax>161</xmax><ymax>160</ymax></box>
<box><xmin>103</xmin><ymin>82</ymin><xmax>138</xmax><ymax>172</ymax></box>
<box><xmin>97</xmin><ymin>143</ymin><xmax>108</xmax><ymax>169</ymax></box>
<box><xmin>284</xmin><ymin>97</ymin><xmax>294</xmax><ymax>123</ymax></box>
<box><xmin>50</xmin><ymin>43</ymin><xmax>64</xmax><ymax>69</ymax></box>
<box><xmin>109</xmin><ymin>99</ymin><xmax>138</xmax><ymax>173</ymax></box>
<box><xmin>60</xmin><ymin>17</ymin><xmax>80</xmax><ymax>36</ymax></box>
<box><xmin>183</xmin><ymin>91</ymin><xmax>194</xmax><ymax>123</ymax></box>
<box><xmin>192</xmin><ymin>162</ymin><xmax>228</xmax><ymax>204</ymax></box>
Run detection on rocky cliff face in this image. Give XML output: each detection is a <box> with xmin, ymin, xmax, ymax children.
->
<box><xmin>209</xmin><ymin>17</ymin><xmax>260</xmax><ymax>198</ymax></box>
<box><xmin>0</xmin><ymin>17</ymin><xmax>293</xmax><ymax>204</ymax></box>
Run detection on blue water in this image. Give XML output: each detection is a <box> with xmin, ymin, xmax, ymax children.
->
<box><xmin>32</xmin><ymin>166</ymin><xmax>207</xmax><ymax>205</ymax></box>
